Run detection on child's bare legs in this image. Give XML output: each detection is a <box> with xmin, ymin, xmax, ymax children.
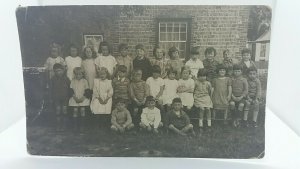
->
<box><xmin>252</xmin><ymin>100</ymin><xmax>259</xmax><ymax>125</ymax></box>
<box><xmin>72</xmin><ymin>107</ymin><xmax>79</xmax><ymax>132</ymax></box>
<box><xmin>205</xmin><ymin>108</ymin><xmax>212</xmax><ymax>127</ymax></box>
<box><xmin>55</xmin><ymin>105</ymin><xmax>62</xmax><ymax>131</ymax></box>
<box><xmin>79</xmin><ymin>107</ymin><xmax>86</xmax><ymax>132</ymax></box>
<box><xmin>197</xmin><ymin>107</ymin><xmax>204</xmax><ymax>128</ymax></box>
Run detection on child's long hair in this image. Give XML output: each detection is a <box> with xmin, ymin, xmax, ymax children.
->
<box><xmin>168</xmin><ymin>46</ymin><xmax>179</xmax><ymax>59</ymax></box>
<box><xmin>98</xmin><ymin>41</ymin><xmax>111</xmax><ymax>54</ymax></box>
<box><xmin>204</xmin><ymin>47</ymin><xmax>217</xmax><ymax>57</ymax></box>
<box><xmin>82</xmin><ymin>46</ymin><xmax>97</xmax><ymax>60</ymax></box>
<box><xmin>153</xmin><ymin>46</ymin><xmax>165</xmax><ymax>58</ymax></box>
<box><xmin>73</xmin><ymin>67</ymin><xmax>85</xmax><ymax>79</ymax></box>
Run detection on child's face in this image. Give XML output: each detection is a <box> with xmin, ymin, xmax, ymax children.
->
<box><xmin>136</xmin><ymin>49</ymin><xmax>145</xmax><ymax>59</ymax></box>
<box><xmin>147</xmin><ymin>101</ymin><xmax>156</xmax><ymax>109</ymax></box>
<box><xmin>223</xmin><ymin>51</ymin><xmax>230</xmax><ymax>60</ymax></box>
<box><xmin>118</xmin><ymin>71</ymin><xmax>126</xmax><ymax>78</ymax></box>
<box><xmin>85</xmin><ymin>48</ymin><xmax>93</xmax><ymax>58</ymax></box>
<box><xmin>133</xmin><ymin>71</ymin><xmax>142</xmax><ymax>81</ymax></box>
<box><xmin>218</xmin><ymin>69</ymin><xmax>226</xmax><ymax>77</ymax></box>
<box><xmin>191</xmin><ymin>54</ymin><xmax>198</xmax><ymax>60</ymax></box>
<box><xmin>152</xmin><ymin>72</ymin><xmax>160</xmax><ymax>79</ymax></box>
<box><xmin>171</xmin><ymin>51</ymin><xmax>179</xmax><ymax>60</ymax></box>
<box><xmin>101</xmin><ymin>46</ymin><xmax>109</xmax><ymax>56</ymax></box>
<box><xmin>242</xmin><ymin>52</ymin><xmax>251</xmax><ymax>61</ymax></box>
<box><xmin>50</xmin><ymin>47</ymin><xmax>59</xmax><ymax>58</ymax></box>
<box><xmin>233</xmin><ymin>69</ymin><xmax>242</xmax><ymax>77</ymax></box>
<box><xmin>75</xmin><ymin>71</ymin><xmax>83</xmax><ymax>80</ymax></box>
<box><xmin>248</xmin><ymin>71</ymin><xmax>257</xmax><ymax>80</ymax></box>
<box><xmin>98</xmin><ymin>70</ymin><xmax>107</xmax><ymax>80</ymax></box>
<box><xmin>168</xmin><ymin>72</ymin><xmax>176</xmax><ymax>80</ymax></box>
<box><xmin>205</xmin><ymin>52</ymin><xmax>215</xmax><ymax>61</ymax></box>
<box><xmin>198</xmin><ymin>76</ymin><xmax>206</xmax><ymax>81</ymax></box>
<box><xmin>116</xmin><ymin>102</ymin><xmax>126</xmax><ymax>111</ymax></box>
<box><xmin>181</xmin><ymin>70</ymin><xmax>190</xmax><ymax>80</ymax></box>
<box><xmin>155</xmin><ymin>49</ymin><xmax>164</xmax><ymax>60</ymax></box>
<box><xmin>120</xmin><ymin>48</ymin><xmax>128</xmax><ymax>57</ymax></box>
<box><xmin>70</xmin><ymin>47</ymin><xmax>78</xmax><ymax>57</ymax></box>
<box><xmin>54</xmin><ymin>68</ymin><xmax>64</xmax><ymax>77</ymax></box>
<box><xmin>172</xmin><ymin>102</ymin><xmax>182</xmax><ymax>111</ymax></box>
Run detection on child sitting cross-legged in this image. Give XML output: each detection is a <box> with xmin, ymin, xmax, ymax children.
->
<box><xmin>166</xmin><ymin>98</ymin><xmax>195</xmax><ymax>136</ymax></box>
<box><xmin>139</xmin><ymin>96</ymin><xmax>163</xmax><ymax>134</ymax></box>
<box><xmin>111</xmin><ymin>98</ymin><xmax>134</xmax><ymax>133</ymax></box>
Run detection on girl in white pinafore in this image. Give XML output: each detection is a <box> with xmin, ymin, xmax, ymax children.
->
<box><xmin>90</xmin><ymin>67</ymin><xmax>113</xmax><ymax>115</ymax></box>
<box><xmin>177</xmin><ymin>67</ymin><xmax>195</xmax><ymax>110</ymax></box>
<box><xmin>81</xmin><ymin>46</ymin><xmax>97</xmax><ymax>89</ymax></box>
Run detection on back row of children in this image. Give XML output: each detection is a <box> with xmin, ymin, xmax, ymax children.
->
<box><xmin>45</xmin><ymin>41</ymin><xmax>261</xmax><ymax>134</ymax></box>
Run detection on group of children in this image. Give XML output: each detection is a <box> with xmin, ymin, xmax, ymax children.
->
<box><xmin>45</xmin><ymin>41</ymin><xmax>261</xmax><ymax>136</ymax></box>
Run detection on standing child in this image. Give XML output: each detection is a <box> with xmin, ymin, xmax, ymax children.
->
<box><xmin>90</xmin><ymin>67</ymin><xmax>113</xmax><ymax>128</ymax></box>
<box><xmin>95</xmin><ymin>41</ymin><xmax>117</xmax><ymax>79</ymax></box>
<box><xmin>81</xmin><ymin>46</ymin><xmax>97</xmax><ymax>90</ymax></box>
<box><xmin>185</xmin><ymin>47</ymin><xmax>204</xmax><ymax>79</ymax></box>
<box><xmin>146</xmin><ymin>65</ymin><xmax>164</xmax><ymax>109</ymax></box>
<box><xmin>222</xmin><ymin>49</ymin><xmax>233</xmax><ymax>77</ymax></box>
<box><xmin>65</xmin><ymin>44</ymin><xmax>82</xmax><ymax>80</ymax></box>
<box><xmin>211</xmin><ymin>64</ymin><xmax>232</xmax><ymax>124</ymax></box>
<box><xmin>129</xmin><ymin>69</ymin><xmax>150</xmax><ymax>126</ymax></box>
<box><xmin>133</xmin><ymin>44</ymin><xmax>153</xmax><ymax>81</ymax></box>
<box><xmin>111</xmin><ymin>98</ymin><xmax>134</xmax><ymax>133</ymax></box>
<box><xmin>243</xmin><ymin>67</ymin><xmax>261</xmax><ymax>127</ymax></box>
<box><xmin>116</xmin><ymin>43</ymin><xmax>133</xmax><ymax>76</ymax></box>
<box><xmin>140</xmin><ymin>96</ymin><xmax>163</xmax><ymax>134</ymax></box>
<box><xmin>44</xmin><ymin>43</ymin><xmax>65</xmax><ymax>83</ymax></box>
<box><xmin>162</xmin><ymin>69</ymin><xmax>179</xmax><ymax>113</ymax></box>
<box><xmin>69</xmin><ymin>67</ymin><xmax>91</xmax><ymax>132</ymax></box>
<box><xmin>239</xmin><ymin>48</ymin><xmax>257</xmax><ymax>76</ymax></box>
<box><xmin>194</xmin><ymin>69</ymin><xmax>213</xmax><ymax>128</ymax></box>
<box><xmin>230</xmin><ymin>64</ymin><xmax>248</xmax><ymax>127</ymax></box>
<box><xmin>151</xmin><ymin>46</ymin><xmax>168</xmax><ymax>78</ymax></box>
<box><xmin>166</xmin><ymin>98</ymin><xmax>195</xmax><ymax>136</ymax></box>
<box><xmin>166</xmin><ymin>46</ymin><xmax>184</xmax><ymax>80</ymax></box>
<box><xmin>177</xmin><ymin>67</ymin><xmax>195</xmax><ymax>111</ymax></box>
<box><xmin>112</xmin><ymin>65</ymin><xmax>131</xmax><ymax>106</ymax></box>
<box><xmin>50</xmin><ymin>63</ymin><xmax>71</xmax><ymax>131</ymax></box>
<box><xmin>203</xmin><ymin>47</ymin><xmax>219</xmax><ymax>82</ymax></box>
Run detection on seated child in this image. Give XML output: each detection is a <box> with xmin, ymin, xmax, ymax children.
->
<box><xmin>166</xmin><ymin>98</ymin><xmax>195</xmax><ymax>136</ymax></box>
<box><xmin>166</xmin><ymin>46</ymin><xmax>184</xmax><ymax>80</ymax></box>
<box><xmin>50</xmin><ymin>63</ymin><xmax>71</xmax><ymax>131</ymax></box>
<box><xmin>140</xmin><ymin>96</ymin><xmax>163</xmax><ymax>134</ymax></box>
<box><xmin>162</xmin><ymin>69</ymin><xmax>179</xmax><ymax>113</ymax></box>
<box><xmin>151</xmin><ymin>46</ymin><xmax>168</xmax><ymax>78</ymax></box>
<box><xmin>177</xmin><ymin>66</ymin><xmax>195</xmax><ymax>111</ymax></box>
<box><xmin>130</xmin><ymin>69</ymin><xmax>150</xmax><ymax>125</ymax></box>
<box><xmin>133</xmin><ymin>44</ymin><xmax>153</xmax><ymax>81</ymax></box>
<box><xmin>194</xmin><ymin>69</ymin><xmax>213</xmax><ymax>128</ymax></box>
<box><xmin>146</xmin><ymin>65</ymin><xmax>164</xmax><ymax>107</ymax></box>
<box><xmin>203</xmin><ymin>47</ymin><xmax>219</xmax><ymax>82</ymax></box>
<box><xmin>185</xmin><ymin>47</ymin><xmax>204</xmax><ymax>79</ymax></box>
<box><xmin>239</xmin><ymin>48</ymin><xmax>257</xmax><ymax>76</ymax></box>
<box><xmin>111</xmin><ymin>98</ymin><xmax>134</xmax><ymax>133</ymax></box>
<box><xmin>230</xmin><ymin>64</ymin><xmax>248</xmax><ymax>127</ymax></box>
<box><xmin>112</xmin><ymin>65</ymin><xmax>131</xmax><ymax>106</ymax></box>
<box><xmin>69</xmin><ymin>67</ymin><xmax>91</xmax><ymax>132</ymax></box>
<box><xmin>243</xmin><ymin>67</ymin><xmax>261</xmax><ymax>127</ymax></box>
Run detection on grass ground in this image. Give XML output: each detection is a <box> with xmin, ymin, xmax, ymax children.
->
<box><xmin>26</xmin><ymin>107</ymin><xmax>265</xmax><ymax>158</ymax></box>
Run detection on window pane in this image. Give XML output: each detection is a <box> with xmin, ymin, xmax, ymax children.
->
<box><xmin>180</xmin><ymin>23</ymin><xmax>187</xmax><ymax>32</ymax></box>
<box><xmin>173</xmin><ymin>33</ymin><xmax>180</xmax><ymax>41</ymax></box>
<box><xmin>167</xmin><ymin>23</ymin><xmax>173</xmax><ymax>32</ymax></box>
<box><xmin>160</xmin><ymin>33</ymin><xmax>166</xmax><ymax>41</ymax></box>
<box><xmin>167</xmin><ymin>33</ymin><xmax>173</xmax><ymax>41</ymax></box>
<box><xmin>174</xmin><ymin>23</ymin><xmax>180</xmax><ymax>32</ymax></box>
<box><xmin>180</xmin><ymin>33</ymin><xmax>187</xmax><ymax>41</ymax></box>
<box><xmin>160</xmin><ymin>24</ymin><xmax>166</xmax><ymax>32</ymax></box>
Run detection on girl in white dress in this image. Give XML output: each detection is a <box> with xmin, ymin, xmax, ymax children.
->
<box><xmin>178</xmin><ymin>67</ymin><xmax>195</xmax><ymax>111</ymax></box>
<box><xmin>162</xmin><ymin>69</ymin><xmax>179</xmax><ymax>113</ymax></box>
<box><xmin>90</xmin><ymin>67</ymin><xmax>113</xmax><ymax>128</ymax></box>
<box><xmin>69</xmin><ymin>67</ymin><xmax>90</xmax><ymax>132</ymax></box>
<box><xmin>94</xmin><ymin>41</ymin><xmax>117</xmax><ymax>79</ymax></box>
<box><xmin>65</xmin><ymin>44</ymin><xmax>82</xmax><ymax>80</ymax></box>
<box><xmin>81</xmin><ymin>46</ymin><xmax>97</xmax><ymax>90</ymax></box>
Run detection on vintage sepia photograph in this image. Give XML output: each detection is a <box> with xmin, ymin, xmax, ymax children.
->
<box><xmin>17</xmin><ymin>5</ymin><xmax>271</xmax><ymax>158</ymax></box>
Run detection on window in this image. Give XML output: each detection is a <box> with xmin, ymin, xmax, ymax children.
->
<box><xmin>259</xmin><ymin>43</ymin><xmax>267</xmax><ymax>61</ymax></box>
<box><xmin>156</xmin><ymin>18</ymin><xmax>191</xmax><ymax>59</ymax></box>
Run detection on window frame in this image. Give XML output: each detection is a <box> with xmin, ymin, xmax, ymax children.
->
<box><xmin>155</xmin><ymin>18</ymin><xmax>192</xmax><ymax>61</ymax></box>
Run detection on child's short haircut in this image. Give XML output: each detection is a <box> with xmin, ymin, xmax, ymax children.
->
<box><xmin>53</xmin><ymin>63</ymin><xmax>65</xmax><ymax>70</ymax></box>
<box><xmin>152</xmin><ymin>65</ymin><xmax>161</xmax><ymax>74</ymax></box>
<box><xmin>73</xmin><ymin>67</ymin><xmax>84</xmax><ymax>75</ymax></box>
<box><xmin>98</xmin><ymin>41</ymin><xmax>111</xmax><ymax>54</ymax></box>
<box><xmin>117</xmin><ymin>65</ymin><xmax>127</xmax><ymax>73</ymax></box>
<box><xmin>168</xmin><ymin>46</ymin><xmax>179</xmax><ymax>57</ymax></box>
<box><xmin>241</xmin><ymin>48</ymin><xmax>251</xmax><ymax>55</ymax></box>
<box><xmin>216</xmin><ymin>64</ymin><xmax>227</xmax><ymax>73</ymax></box>
<box><xmin>204</xmin><ymin>47</ymin><xmax>217</xmax><ymax>56</ymax></box>
<box><xmin>167</xmin><ymin>68</ymin><xmax>177</xmax><ymax>76</ymax></box>
<box><xmin>223</xmin><ymin>49</ymin><xmax>229</xmax><ymax>56</ymax></box>
<box><xmin>181</xmin><ymin>66</ymin><xmax>191</xmax><ymax>74</ymax></box>
<box><xmin>190</xmin><ymin>47</ymin><xmax>199</xmax><ymax>55</ymax></box>
<box><xmin>145</xmin><ymin>96</ymin><xmax>155</xmax><ymax>103</ymax></box>
<box><xmin>69</xmin><ymin>43</ymin><xmax>78</xmax><ymax>50</ymax></box>
<box><xmin>153</xmin><ymin>46</ymin><xmax>165</xmax><ymax>57</ymax></box>
<box><xmin>118</xmin><ymin>43</ymin><xmax>128</xmax><ymax>51</ymax></box>
<box><xmin>115</xmin><ymin>97</ymin><xmax>126</xmax><ymax>105</ymax></box>
<box><xmin>233</xmin><ymin>64</ymin><xmax>243</xmax><ymax>71</ymax></box>
<box><xmin>172</xmin><ymin>97</ymin><xmax>182</xmax><ymax>104</ymax></box>
<box><xmin>96</xmin><ymin>66</ymin><xmax>109</xmax><ymax>77</ymax></box>
<box><xmin>247</xmin><ymin>66</ymin><xmax>258</xmax><ymax>74</ymax></box>
<box><xmin>135</xmin><ymin>44</ymin><xmax>145</xmax><ymax>51</ymax></box>
<box><xmin>197</xmin><ymin>68</ymin><xmax>207</xmax><ymax>77</ymax></box>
